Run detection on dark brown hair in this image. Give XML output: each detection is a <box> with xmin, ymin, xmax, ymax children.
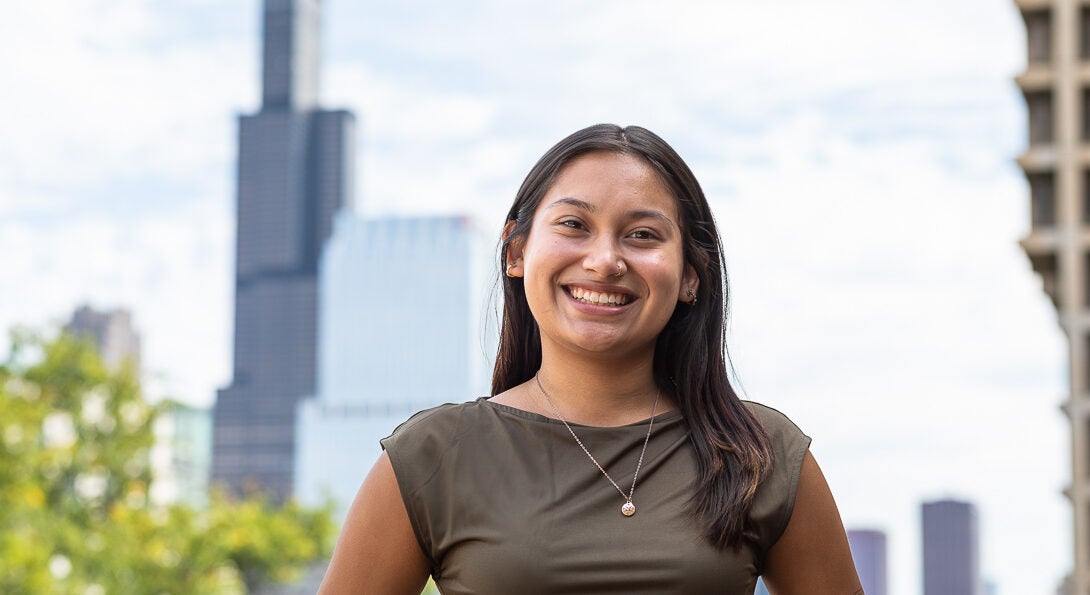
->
<box><xmin>491</xmin><ymin>123</ymin><xmax>773</xmax><ymax>548</ymax></box>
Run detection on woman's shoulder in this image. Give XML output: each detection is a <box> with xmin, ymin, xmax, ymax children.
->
<box><xmin>741</xmin><ymin>400</ymin><xmax>813</xmax><ymax>557</ymax></box>
<box><xmin>379</xmin><ymin>399</ymin><xmax>491</xmax><ymax>500</ymax></box>
<box><xmin>381</xmin><ymin>398</ymin><xmax>486</xmax><ymax>450</ymax></box>
<box><xmin>742</xmin><ymin>400</ymin><xmax>807</xmax><ymax>443</ymax></box>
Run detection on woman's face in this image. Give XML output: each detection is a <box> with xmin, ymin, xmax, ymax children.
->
<box><xmin>508</xmin><ymin>151</ymin><xmax>699</xmax><ymax>359</ymax></box>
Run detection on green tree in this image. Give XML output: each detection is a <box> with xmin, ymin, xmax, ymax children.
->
<box><xmin>0</xmin><ymin>329</ymin><xmax>334</xmax><ymax>594</ymax></box>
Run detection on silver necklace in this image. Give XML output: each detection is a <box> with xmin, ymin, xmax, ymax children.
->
<box><xmin>534</xmin><ymin>374</ymin><xmax>660</xmax><ymax>517</ymax></box>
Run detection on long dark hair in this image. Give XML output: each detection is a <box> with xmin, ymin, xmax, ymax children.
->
<box><xmin>492</xmin><ymin>124</ymin><xmax>773</xmax><ymax>549</ymax></box>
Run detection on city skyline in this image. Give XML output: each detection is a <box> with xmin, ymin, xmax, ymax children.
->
<box><xmin>0</xmin><ymin>1</ymin><xmax>1062</xmax><ymax>593</ymax></box>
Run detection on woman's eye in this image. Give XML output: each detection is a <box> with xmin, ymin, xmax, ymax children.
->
<box><xmin>629</xmin><ymin>229</ymin><xmax>657</xmax><ymax>240</ymax></box>
<box><xmin>559</xmin><ymin>219</ymin><xmax>584</xmax><ymax>230</ymax></box>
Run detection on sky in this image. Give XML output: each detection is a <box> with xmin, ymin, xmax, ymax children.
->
<box><xmin>0</xmin><ymin>0</ymin><xmax>1066</xmax><ymax>593</ymax></box>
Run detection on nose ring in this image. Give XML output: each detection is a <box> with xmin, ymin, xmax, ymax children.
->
<box><xmin>611</xmin><ymin>261</ymin><xmax>625</xmax><ymax>277</ymax></box>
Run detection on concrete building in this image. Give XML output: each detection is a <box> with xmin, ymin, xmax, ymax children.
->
<box><xmin>65</xmin><ymin>304</ymin><xmax>141</xmax><ymax>372</ymax></box>
<box><xmin>922</xmin><ymin>499</ymin><xmax>981</xmax><ymax>595</ymax></box>
<box><xmin>846</xmin><ymin>528</ymin><xmax>887</xmax><ymax>595</ymax></box>
<box><xmin>1015</xmin><ymin>1</ymin><xmax>1090</xmax><ymax>590</ymax></box>
<box><xmin>294</xmin><ymin>214</ymin><xmax>494</xmax><ymax>516</ymax></box>
<box><xmin>212</xmin><ymin>0</ymin><xmax>355</xmax><ymax>499</ymax></box>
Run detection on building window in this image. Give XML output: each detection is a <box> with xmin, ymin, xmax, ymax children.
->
<box><xmin>1082</xmin><ymin>6</ymin><xmax>1090</xmax><ymax>60</ymax></box>
<box><xmin>1030</xmin><ymin>253</ymin><xmax>1058</xmax><ymax>308</ymax></box>
<box><xmin>1027</xmin><ymin>91</ymin><xmax>1054</xmax><ymax>145</ymax></box>
<box><xmin>1026</xmin><ymin>10</ymin><xmax>1051</xmax><ymax>64</ymax></box>
<box><xmin>1085</xmin><ymin>171</ymin><xmax>1090</xmax><ymax>225</ymax></box>
<box><xmin>1086</xmin><ymin>415</ymin><xmax>1090</xmax><ymax>477</ymax></box>
<box><xmin>1085</xmin><ymin>252</ymin><xmax>1090</xmax><ymax>308</ymax></box>
<box><xmin>1086</xmin><ymin>415</ymin><xmax>1090</xmax><ymax>476</ymax></box>
<box><xmin>1084</xmin><ymin>89</ymin><xmax>1090</xmax><ymax>142</ymax></box>
<box><xmin>1029</xmin><ymin>172</ymin><xmax>1055</xmax><ymax>226</ymax></box>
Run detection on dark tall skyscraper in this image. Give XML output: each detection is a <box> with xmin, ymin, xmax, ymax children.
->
<box><xmin>212</xmin><ymin>0</ymin><xmax>355</xmax><ymax>498</ymax></box>
<box><xmin>922</xmin><ymin>499</ymin><xmax>981</xmax><ymax>595</ymax></box>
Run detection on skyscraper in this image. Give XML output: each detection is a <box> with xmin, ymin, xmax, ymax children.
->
<box><xmin>846</xmin><ymin>528</ymin><xmax>887</xmax><ymax>595</ymax></box>
<box><xmin>294</xmin><ymin>214</ymin><xmax>494</xmax><ymax>515</ymax></box>
<box><xmin>212</xmin><ymin>0</ymin><xmax>355</xmax><ymax>498</ymax></box>
<box><xmin>1015</xmin><ymin>1</ymin><xmax>1090</xmax><ymax>589</ymax></box>
<box><xmin>922</xmin><ymin>499</ymin><xmax>981</xmax><ymax>595</ymax></box>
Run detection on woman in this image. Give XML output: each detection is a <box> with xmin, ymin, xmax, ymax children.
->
<box><xmin>319</xmin><ymin>125</ymin><xmax>861</xmax><ymax>594</ymax></box>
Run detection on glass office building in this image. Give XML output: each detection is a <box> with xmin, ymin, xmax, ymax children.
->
<box><xmin>294</xmin><ymin>214</ymin><xmax>494</xmax><ymax>515</ymax></box>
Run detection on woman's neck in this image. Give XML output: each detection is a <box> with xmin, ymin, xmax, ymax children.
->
<box><xmin>533</xmin><ymin>348</ymin><xmax>669</xmax><ymax>427</ymax></box>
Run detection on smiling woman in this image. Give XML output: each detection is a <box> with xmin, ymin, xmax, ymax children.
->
<box><xmin>318</xmin><ymin>124</ymin><xmax>862</xmax><ymax>594</ymax></box>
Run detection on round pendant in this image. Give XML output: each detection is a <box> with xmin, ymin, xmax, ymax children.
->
<box><xmin>621</xmin><ymin>501</ymin><xmax>636</xmax><ymax>516</ymax></box>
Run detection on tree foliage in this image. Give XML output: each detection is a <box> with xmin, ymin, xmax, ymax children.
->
<box><xmin>0</xmin><ymin>329</ymin><xmax>335</xmax><ymax>594</ymax></box>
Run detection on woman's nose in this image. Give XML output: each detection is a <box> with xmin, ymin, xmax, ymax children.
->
<box><xmin>583</xmin><ymin>237</ymin><xmax>626</xmax><ymax>278</ymax></box>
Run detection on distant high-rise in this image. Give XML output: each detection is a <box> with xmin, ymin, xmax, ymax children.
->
<box><xmin>65</xmin><ymin>304</ymin><xmax>141</xmax><ymax>372</ymax></box>
<box><xmin>294</xmin><ymin>214</ymin><xmax>494</xmax><ymax>514</ymax></box>
<box><xmin>922</xmin><ymin>499</ymin><xmax>981</xmax><ymax>595</ymax></box>
<box><xmin>212</xmin><ymin>0</ymin><xmax>355</xmax><ymax>498</ymax></box>
<box><xmin>846</xmin><ymin>529</ymin><xmax>887</xmax><ymax>595</ymax></box>
<box><xmin>1015</xmin><ymin>0</ymin><xmax>1090</xmax><ymax>589</ymax></box>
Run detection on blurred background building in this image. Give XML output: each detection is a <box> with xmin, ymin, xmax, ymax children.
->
<box><xmin>212</xmin><ymin>0</ymin><xmax>355</xmax><ymax>499</ymax></box>
<box><xmin>294</xmin><ymin>214</ymin><xmax>494</xmax><ymax>516</ymax></box>
<box><xmin>151</xmin><ymin>401</ymin><xmax>212</xmax><ymax>508</ymax></box>
<box><xmin>922</xmin><ymin>499</ymin><xmax>981</xmax><ymax>595</ymax></box>
<box><xmin>1015</xmin><ymin>0</ymin><xmax>1090</xmax><ymax>589</ymax></box>
<box><xmin>847</xmin><ymin>528</ymin><xmax>888</xmax><ymax>595</ymax></box>
<box><xmin>65</xmin><ymin>304</ymin><xmax>141</xmax><ymax>372</ymax></box>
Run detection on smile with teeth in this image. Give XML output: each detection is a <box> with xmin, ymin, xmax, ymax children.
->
<box><xmin>568</xmin><ymin>286</ymin><xmax>632</xmax><ymax>306</ymax></box>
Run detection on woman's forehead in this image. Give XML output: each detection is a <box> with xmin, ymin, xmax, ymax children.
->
<box><xmin>539</xmin><ymin>152</ymin><xmax>678</xmax><ymax>218</ymax></box>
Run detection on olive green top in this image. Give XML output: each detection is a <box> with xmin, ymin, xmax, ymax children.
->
<box><xmin>381</xmin><ymin>398</ymin><xmax>810</xmax><ymax>594</ymax></box>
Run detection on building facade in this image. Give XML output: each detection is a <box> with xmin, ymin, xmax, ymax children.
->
<box><xmin>846</xmin><ymin>529</ymin><xmax>888</xmax><ymax>595</ymax></box>
<box><xmin>1015</xmin><ymin>1</ymin><xmax>1090</xmax><ymax>590</ymax></box>
<box><xmin>922</xmin><ymin>499</ymin><xmax>981</xmax><ymax>595</ymax></box>
<box><xmin>294</xmin><ymin>214</ymin><xmax>494</xmax><ymax>516</ymax></box>
<box><xmin>212</xmin><ymin>0</ymin><xmax>355</xmax><ymax>498</ymax></box>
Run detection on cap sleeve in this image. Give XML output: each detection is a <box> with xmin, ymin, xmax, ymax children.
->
<box><xmin>379</xmin><ymin>404</ymin><xmax>468</xmax><ymax>571</ymax></box>
<box><xmin>743</xmin><ymin>401</ymin><xmax>812</xmax><ymax>565</ymax></box>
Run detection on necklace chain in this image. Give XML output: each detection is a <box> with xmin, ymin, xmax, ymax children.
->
<box><xmin>534</xmin><ymin>374</ymin><xmax>660</xmax><ymax>517</ymax></box>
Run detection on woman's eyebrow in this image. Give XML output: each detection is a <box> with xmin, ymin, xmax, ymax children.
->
<box><xmin>546</xmin><ymin>197</ymin><xmax>596</xmax><ymax>212</ymax></box>
<box><xmin>626</xmin><ymin>209</ymin><xmax>676</xmax><ymax>227</ymax></box>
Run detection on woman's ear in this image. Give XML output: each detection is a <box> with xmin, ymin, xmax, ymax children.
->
<box><xmin>502</xmin><ymin>221</ymin><xmax>525</xmax><ymax>278</ymax></box>
<box><xmin>678</xmin><ymin>264</ymin><xmax>699</xmax><ymax>303</ymax></box>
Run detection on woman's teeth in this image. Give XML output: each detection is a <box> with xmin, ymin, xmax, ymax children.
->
<box><xmin>569</xmin><ymin>286</ymin><xmax>630</xmax><ymax>306</ymax></box>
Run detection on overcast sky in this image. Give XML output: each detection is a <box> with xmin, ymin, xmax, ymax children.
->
<box><xmin>1</xmin><ymin>1</ymin><xmax>1066</xmax><ymax>593</ymax></box>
